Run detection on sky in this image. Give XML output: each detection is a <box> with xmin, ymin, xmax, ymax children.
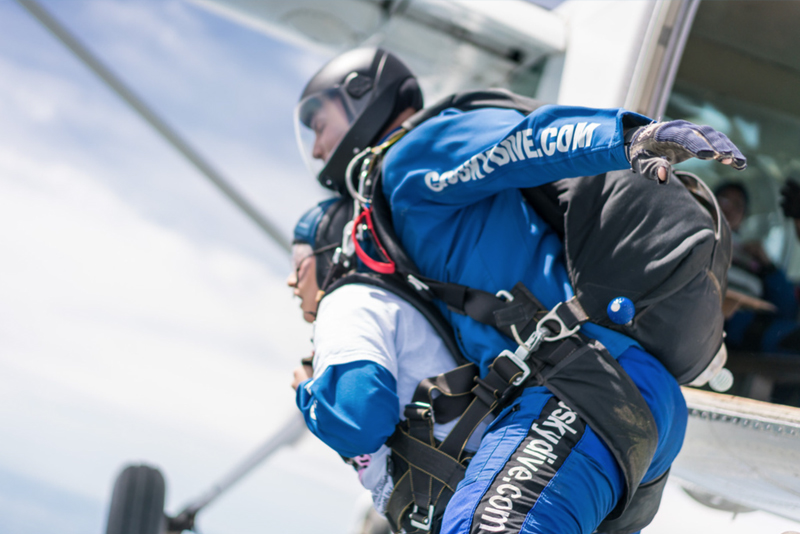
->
<box><xmin>0</xmin><ymin>1</ymin><xmax>799</xmax><ymax>534</ymax></box>
<box><xmin>0</xmin><ymin>1</ymin><xmax>360</xmax><ymax>533</ymax></box>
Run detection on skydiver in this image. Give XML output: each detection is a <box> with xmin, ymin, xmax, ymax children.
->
<box><xmin>292</xmin><ymin>47</ymin><xmax>746</xmax><ymax>534</ymax></box>
<box><xmin>288</xmin><ymin>197</ymin><xmax>486</xmax><ymax>523</ymax></box>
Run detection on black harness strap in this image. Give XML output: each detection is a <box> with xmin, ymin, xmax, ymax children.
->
<box><xmin>415</xmin><ymin>363</ymin><xmax>477</xmax><ymax>425</ymax></box>
<box><xmin>385</xmin><ymin>352</ymin><xmax>529</xmax><ymax>533</ymax></box>
<box><xmin>388</xmin><ymin>430</ymin><xmax>467</xmax><ymax>491</ymax></box>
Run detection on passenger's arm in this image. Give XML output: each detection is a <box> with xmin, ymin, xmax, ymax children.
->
<box><xmin>296</xmin><ymin>360</ymin><xmax>399</xmax><ymax>458</ymax></box>
<box><xmin>299</xmin><ymin>285</ymin><xmax>404</xmax><ymax>458</ymax></box>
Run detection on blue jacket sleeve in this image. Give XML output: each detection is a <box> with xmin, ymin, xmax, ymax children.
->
<box><xmin>296</xmin><ymin>360</ymin><xmax>399</xmax><ymax>458</ymax></box>
<box><xmin>384</xmin><ymin>105</ymin><xmax>651</xmax><ymax>207</ymax></box>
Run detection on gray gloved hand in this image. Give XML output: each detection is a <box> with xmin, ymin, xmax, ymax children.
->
<box><xmin>627</xmin><ymin>120</ymin><xmax>747</xmax><ymax>184</ymax></box>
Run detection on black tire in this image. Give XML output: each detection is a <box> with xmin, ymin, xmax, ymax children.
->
<box><xmin>105</xmin><ymin>464</ymin><xmax>166</xmax><ymax>534</ymax></box>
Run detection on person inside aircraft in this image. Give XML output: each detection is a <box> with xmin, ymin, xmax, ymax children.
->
<box><xmin>716</xmin><ymin>180</ymin><xmax>800</xmax><ymax>355</ymax></box>
<box><xmin>292</xmin><ymin>47</ymin><xmax>746</xmax><ymax>534</ymax></box>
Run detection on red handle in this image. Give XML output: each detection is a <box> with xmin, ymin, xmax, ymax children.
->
<box><xmin>352</xmin><ymin>208</ymin><xmax>396</xmax><ymax>275</ymax></box>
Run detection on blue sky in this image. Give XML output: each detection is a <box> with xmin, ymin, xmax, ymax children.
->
<box><xmin>0</xmin><ymin>2</ymin><xmax>358</xmax><ymax>533</ymax></box>
<box><xmin>1</xmin><ymin>2</ymin><xmax>799</xmax><ymax>534</ymax></box>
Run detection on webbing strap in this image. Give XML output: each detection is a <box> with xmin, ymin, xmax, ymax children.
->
<box><xmin>412</xmin><ymin>363</ymin><xmax>478</xmax><ymax>425</ymax></box>
<box><xmin>439</xmin><ymin>355</ymin><xmax>525</xmax><ymax>460</ymax></box>
<box><xmin>418</xmin><ymin>278</ymin><xmax>550</xmax><ymax>339</ymax></box>
<box><xmin>387</xmin><ymin>429</ymin><xmax>467</xmax><ymax>491</ymax></box>
<box><xmin>384</xmin><ymin>471</ymin><xmax>450</xmax><ymax>534</ymax></box>
<box><xmin>386</xmin><ymin>355</ymin><xmax>525</xmax><ymax>533</ymax></box>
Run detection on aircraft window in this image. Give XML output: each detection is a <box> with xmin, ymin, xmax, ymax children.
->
<box><xmin>506</xmin><ymin>57</ymin><xmax>551</xmax><ymax>100</ymax></box>
<box><xmin>665</xmin><ymin>0</ymin><xmax>800</xmax><ymax>404</ymax></box>
<box><xmin>666</xmin><ymin>1</ymin><xmax>800</xmax><ymax>279</ymax></box>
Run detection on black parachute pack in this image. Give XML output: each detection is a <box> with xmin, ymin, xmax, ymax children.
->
<box><xmin>397</xmin><ymin>88</ymin><xmax>732</xmax><ymax>385</ymax></box>
<box><xmin>522</xmin><ymin>168</ymin><xmax>731</xmax><ymax>384</ymax></box>
<box><xmin>319</xmin><ymin>89</ymin><xmax>730</xmax><ymax>534</ymax></box>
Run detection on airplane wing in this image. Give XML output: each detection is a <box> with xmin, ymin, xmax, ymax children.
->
<box><xmin>675</xmin><ymin>388</ymin><xmax>800</xmax><ymax>522</ymax></box>
<box><xmin>189</xmin><ymin>0</ymin><xmax>568</xmax><ymax>102</ymax></box>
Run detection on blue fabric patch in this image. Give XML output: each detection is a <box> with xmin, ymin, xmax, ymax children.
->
<box><xmin>296</xmin><ymin>360</ymin><xmax>399</xmax><ymax>458</ymax></box>
<box><xmin>439</xmin><ymin>347</ymin><xmax>686</xmax><ymax>534</ymax></box>
<box><xmin>440</xmin><ymin>388</ymin><xmax>622</xmax><ymax>534</ymax></box>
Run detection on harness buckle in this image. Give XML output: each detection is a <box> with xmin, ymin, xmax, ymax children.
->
<box><xmin>529</xmin><ymin>302</ymin><xmax>581</xmax><ymax>344</ymax></box>
<box><xmin>408</xmin><ymin>274</ymin><xmax>431</xmax><ymax>293</ymax></box>
<box><xmin>500</xmin><ymin>349</ymin><xmax>531</xmax><ymax>386</ymax></box>
<box><xmin>340</xmin><ymin>219</ymin><xmax>355</xmax><ymax>258</ymax></box>
<box><xmin>409</xmin><ymin>504</ymin><xmax>434</xmax><ymax>531</ymax></box>
<box><xmin>406</xmin><ymin>401</ymin><xmax>434</xmax><ymax>424</ymax></box>
<box><xmin>501</xmin><ymin>301</ymin><xmax>582</xmax><ymax>386</ymax></box>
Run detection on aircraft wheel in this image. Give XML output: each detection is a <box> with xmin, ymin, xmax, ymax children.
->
<box><xmin>105</xmin><ymin>464</ymin><xmax>166</xmax><ymax>534</ymax></box>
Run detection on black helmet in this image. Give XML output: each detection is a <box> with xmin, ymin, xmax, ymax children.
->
<box><xmin>294</xmin><ymin>48</ymin><xmax>422</xmax><ymax>194</ymax></box>
<box><xmin>293</xmin><ymin>197</ymin><xmax>354</xmax><ymax>288</ymax></box>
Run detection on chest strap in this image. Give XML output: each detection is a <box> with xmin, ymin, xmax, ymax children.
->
<box><xmin>410</xmin><ymin>276</ymin><xmax>589</xmax><ymax>345</ymax></box>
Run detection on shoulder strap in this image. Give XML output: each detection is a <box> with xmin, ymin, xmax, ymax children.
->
<box><xmin>402</xmin><ymin>88</ymin><xmax>547</xmax><ymax>132</ymax></box>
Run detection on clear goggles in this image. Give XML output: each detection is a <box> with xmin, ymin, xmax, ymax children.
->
<box><xmin>293</xmin><ymin>86</ymin><xmax>365</xmax><ymax>179</ymax></box>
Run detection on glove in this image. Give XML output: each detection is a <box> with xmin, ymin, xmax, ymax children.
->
<box><xmin>627</xmin><ymin>120</ymin><xmax>747</xmax><ymax>184</ymax></box>
<box><xmin>780</xmin><ymin>179</ymin><xmax>800</xmax><ymax>219</ymax></box>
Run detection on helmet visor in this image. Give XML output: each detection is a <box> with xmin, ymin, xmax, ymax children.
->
<box><xmin>294</xmin><ymin>88</ymin><xmax>357</xmax><ymax>179</ymax></box>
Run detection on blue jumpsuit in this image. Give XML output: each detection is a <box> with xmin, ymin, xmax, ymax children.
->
<box><xmin>378</xmin><ymin>105</ymin><xmax>688</xmax><ymax>534</ymax></box>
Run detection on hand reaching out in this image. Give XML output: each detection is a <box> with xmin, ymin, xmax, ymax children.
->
<box><xmin>628</xmin><ymin>120</ymin><xmax>746</xmax><ymax>184</ymax></box>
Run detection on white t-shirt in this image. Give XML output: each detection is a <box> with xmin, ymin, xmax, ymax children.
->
<box><xmin>312</xmin><ymin>283</ymin><xmax>485</xmax><ymax>514</ymax></box>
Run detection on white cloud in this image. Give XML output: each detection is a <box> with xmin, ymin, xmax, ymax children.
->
<box><xmin>0</xmin><ymin>4</ymin><xmax>358</xmax><ymax>532</ymax></box>
<box><xmin>0</xmin><ymin>123</ymin><xmax>364</xmax><ymax>532</ymax></box>
<box><xmin>1</xmin><ymin>1</ymin><xmax>333</xmax><ymax>257</ymax></box>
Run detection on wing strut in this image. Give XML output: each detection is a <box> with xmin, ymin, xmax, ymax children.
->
<box><xmin>16</xmin><ymin>3</ymin><xmax>312</xmax><ymax>528</ymax></box>
<box><xmin>168</xmin><ymin>413</ymin><xmax>307</xmax><ymax>532</ymax></box>
<box><xmin>16</xmin><ymin>0</ymin><xmax>291</xmax><ymax>253</ymax></box>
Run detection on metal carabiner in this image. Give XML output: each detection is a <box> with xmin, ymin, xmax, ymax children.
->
<box><xmin>500</xmin><ymin>348</ymin><xmax>531</xmax><ymax>386</ymax></box>
<box><xmin>496</xmin><ymin>289</ymin><xmax>529</xmax><ymax>347</ymax></box>
<box><xmin>535</xmin><ymin>302</ymin><xmax>581</xmax><ymax>343</ymax></box>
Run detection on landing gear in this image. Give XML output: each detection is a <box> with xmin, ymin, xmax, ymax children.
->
<box><xmin>104</xmin><ymin>414</ymin><xmax>306</xmax><ymax>533</ymax></box>
<box><xmin>105</xmin><ymin>464</ymin><xmax>167</xmax><ymax>534</ymax></box>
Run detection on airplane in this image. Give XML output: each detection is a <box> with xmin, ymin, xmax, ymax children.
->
<box><xmin>16</xmin><ymin>0</ymin><xmax>800</xmax><ymax>532</ymax></box>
